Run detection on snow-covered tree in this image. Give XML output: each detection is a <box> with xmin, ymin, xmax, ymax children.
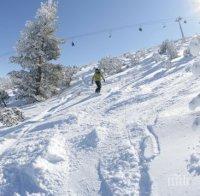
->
<box><xmin>0</xmin><ymin>107</ymin><xmax>24</xmax><ymax>127</ymax></box>
<box><xmin>9</xmin><ymin>70</ymin><xmax>38</xmax><ymax>102</ymax></box>
<box><xmin>10</xmin><ymin>0</ymin><xmax>63</xmax><ymax>97</ymax></box>
<box><xmin>159</xmin><ymin>40</ymin><xmax>178</xmax><ymax>60</ymax></box>
<box><xmin>9</xmin><ymin>63</ymin><xmax>68</xmax><ymax>101</ymax></box>
<box><xmin>0</xmin><ymin>90</ymin><xmax>9</xmax><ymax>107</ymax></box>
<box><xmin>98</xmin><ymin>56</ymin><xmax>123</xmax><ymax>75</ymax></box>
<box><xmin>40</xmin><ymin>63</ymin><xmax>63</xmax><ymax>98</ymax></box>
<box><xmin>0</xmin><ymin>77</ymin><xmax>13</xmax><ymax>90</ymax></box>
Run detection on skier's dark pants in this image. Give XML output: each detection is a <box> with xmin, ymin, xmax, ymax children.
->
<box><xmin>95</xmin><ymin>81</ymin><xmax>101</xmax><ymax>93</ymax></box>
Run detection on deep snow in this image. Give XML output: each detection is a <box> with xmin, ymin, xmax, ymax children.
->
<box><xmin>1</xmin><ymin>38</ymin><xmax>200</xmax><ymax>195</ymax></box>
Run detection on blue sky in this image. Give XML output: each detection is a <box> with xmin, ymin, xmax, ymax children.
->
<box><xmin>0</xmin><ymin>0</ymin><xmax>200</xmax><ymax>76</ymax></box>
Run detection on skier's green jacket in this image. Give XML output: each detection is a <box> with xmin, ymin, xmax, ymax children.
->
<box><xmin>92</xmin><ymin>71</ymin><xmax>105</xmax><ymax>82</ymax></box>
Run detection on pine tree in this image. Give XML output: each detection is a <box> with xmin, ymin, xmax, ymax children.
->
<box><xmin>9</xmin><ymin>70</ymin><xmax>37</xmax><ymax>102</ymax></box>
<box><xmin>40</xmin><ymin>63</ymin><xmax>63</xmax><ymax>98</ymax></box>
<box><xmin>0</xmin><ymin>77</ymin><xmax>12</xmax><ymax>90</ymax></box>
<box><xmin>10</xmin><ymin>0</ymin><xmax>63</xmax><ymax>96</ymax></box>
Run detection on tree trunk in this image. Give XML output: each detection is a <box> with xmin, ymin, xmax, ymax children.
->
<box><xmin>1</xmin><ymin>98</ymin><xmax>6</xmax><ymax>107</ymax></box>
<box><xmin>36</xmin><ymin>56</ymin><xmax>42</xmax><ymax>96</ymax></box>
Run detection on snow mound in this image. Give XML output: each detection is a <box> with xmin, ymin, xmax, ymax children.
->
<box><xmin>189</xmin><ymin>36</ymin><xmax>200</xmax><ymax>57</ymax></box>
<box><xmin>191</xmin><ymin>61</ymin><xmax>200</xmax><ymax>77</ymax></box>
<box><xmin>44</xmin><ymin>135</ymin><xmax>67</xmax><ymax>163</ymax></box>
<box><xmin>0</xmin><ymin>135</ymin><xmax>68</xmax><ymax>195</ymax></box>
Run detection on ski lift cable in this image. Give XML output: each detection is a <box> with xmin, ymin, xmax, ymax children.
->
<box><xmin>0</xmin><ymin>16</ymin><xmax>200</xmax><ymax>56</ymax></box>
<box><xmin>67</xmin><ymin>17</ymin><xmax>176</xmax><ymax>40</ymax></box>
<box><xmin>67</xmin><ymin>16</ymin><xmax>199</xmax><ymax>40</ymax></box>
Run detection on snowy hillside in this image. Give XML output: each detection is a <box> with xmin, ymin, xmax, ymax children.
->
<box><xmin>1</xmin><ymin>38</ymin><xmax>200</xmax><ymax>196</ymax></box>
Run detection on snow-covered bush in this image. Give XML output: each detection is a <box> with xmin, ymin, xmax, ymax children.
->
<box><xmin>0</xmin><ymin>90</ymin><xmax>9</xmax><ymax>107</ymax></box>
<box><xmin>61</xmin><ymin>66</ymin><xmax>78</xmax><ymax>87</ymax></box>
<box><xmin>159</xmin><ymin>40</ymin><xmax>178</xmax><ymax>60</ymax></box>
<box><xmin>123</xmin><ymin>52</ymin><xmax>132</xmax><ymax>59</ymax></box>
<box><xmin>136</xmin><ymin>49</ymin><xmax>147</xmax><ymax>59</ymax></box>
<box><xmin>189</xmin><ymin>36</ymin><xmax>200</xmax><ymax>57</ymax></box>
<box><xmin>98</xmin><ymin>56</ymin><xmax>123</xmax><ymax>75</ymax></box>
<box><xmin>183</xmin><ymin>48</ymin><xmax>191</xmax><ymax>57</ymax></box>
<box><xmin>159</xmin><ymin>40</ymin><xmax>169</xmax><ymax>55</ymax></box>
<box><xmin>123</xmin><ymin>50</ymin><xmax>149</xmax><ymax>68</ymax></box>
<box><xmin>10</xmin><ymin>0</ymin><xmax>64</xmax><ymax>98</ymax></box>
<box><xmin>123</xmin><ymin>52</ymin><xmax>140</xmax><ymax>67</ymax></box>
<box><xmin>166</xmin><ymin>44</ymin><xmax>178</xmax><ymax>60</ymax></box>
<box><xmin>0</xmin><ymin>107</ymin><xmax>24</xmax><ymax>127</ymax></box>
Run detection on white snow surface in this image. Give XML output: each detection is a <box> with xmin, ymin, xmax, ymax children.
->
<box><xmin>1</xmin><ymin>38</ymin><xmax>200</xmax><ymax>195</ymax></box>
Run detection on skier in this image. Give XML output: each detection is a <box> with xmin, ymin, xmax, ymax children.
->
<box><xmin>92</xmin><ymin>68</ymin><xmax>105</xmax><ymax>93</ymax></box>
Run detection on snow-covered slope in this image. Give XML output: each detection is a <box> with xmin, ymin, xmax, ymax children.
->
<box><xmin>1</xmin><ymin>38</ymin><xmax>200</xmax><ymax>196</ymax></box>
